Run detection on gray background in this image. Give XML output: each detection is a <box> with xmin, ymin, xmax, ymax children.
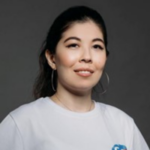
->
<box><xmin>0</xmin><ymin>0</ymin><xmax>150</xmax><ymax>146</ymax></box>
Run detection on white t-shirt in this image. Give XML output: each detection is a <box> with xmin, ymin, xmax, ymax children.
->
<box><xmin>0</xmin><ymin>97</ymin><xmax>149</xmax><ymax>150</ymax></box>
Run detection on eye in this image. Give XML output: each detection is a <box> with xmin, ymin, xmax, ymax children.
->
<box><xmin>93</xmin><ymin>44</ymin><xmax>104</xmax><ymax>50</ymax></box>
<box><xmin>67</xmin><ymin>43</ymin><xmax>79</xmax><ymax>48</ymax></box>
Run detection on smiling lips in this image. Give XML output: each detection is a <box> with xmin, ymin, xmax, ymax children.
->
<box><xmin>74</xmin><ymin>68</ymin><xmax>94</xmax><ymax>77</ymax></box>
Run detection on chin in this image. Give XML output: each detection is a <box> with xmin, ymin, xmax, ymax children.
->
<box><xmin>70</xmin><ymin>84</ymin><xmax>94</xmax><ymax>93</ymax></box>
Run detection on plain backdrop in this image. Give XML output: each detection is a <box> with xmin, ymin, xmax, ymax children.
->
<box><xmin>0</xmin><ymin>0</ymin><xmax>150</xmax><ymax>146</ymax></box>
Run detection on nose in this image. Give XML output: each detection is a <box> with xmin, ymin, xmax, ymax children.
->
<box><xmin>79</xmin><ymin>47</ymin><xmax>92</xmax><ymax>63</ymax></box>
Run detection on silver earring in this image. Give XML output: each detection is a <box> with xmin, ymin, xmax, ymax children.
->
<box><xmin>100</xmin><ymin>72</ymin><xmax>109</xmax><ymax>94</ymax></box>
<box><xmin>93</xmin><ymin>72</ymin><xmax>110</xmax><ymax>95</ymax></box>
<box><xmin>51</xmin><ymin>69</ymin><xmax>56</xmax><ymax>91</ymax></box>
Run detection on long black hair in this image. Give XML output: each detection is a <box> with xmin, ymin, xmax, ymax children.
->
<box><xmin>33</xmin><ymin>6</ymin><xmax>109</xmax><ymax>99</ymax></box>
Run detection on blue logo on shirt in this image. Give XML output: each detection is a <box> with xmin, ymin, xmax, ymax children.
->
<box><xmin>112</xmin><ymin>144</ymin><xmax>127</xmax><ymax>150</ymax></box>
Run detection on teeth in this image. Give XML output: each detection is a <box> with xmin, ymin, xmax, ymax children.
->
<box><xmin>78</xmin><ymin>71</ymin><xmax>90</xmax><ymax>73</ymax></box>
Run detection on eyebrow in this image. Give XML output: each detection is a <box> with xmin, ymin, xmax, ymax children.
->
<box><xmin>64</xmin><ymin>37</ymin><xmax>81</xmax><ymax>43</ymax></box>
<box><xmin>64</xmin><ymin>37</ymin><xmax>104</xmax><ymax>44</ymax></box>
<box><xmin>92</xmin><ymin>38</ymin><xmax>104</xmax><ymax>43</ymax></box>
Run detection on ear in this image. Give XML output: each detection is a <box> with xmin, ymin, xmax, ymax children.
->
<box><xmin>45</xmin><ymin>50</ymin><xmax>56</xmax><ymax>70</ymax></box>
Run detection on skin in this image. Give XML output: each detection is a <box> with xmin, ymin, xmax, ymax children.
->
<box><xmin>45</xmin><ymin>20</ymin><xmax>107</xmax><ymax>112</ymax></box>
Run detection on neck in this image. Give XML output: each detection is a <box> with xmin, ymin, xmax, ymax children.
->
<box><xmin>50</xmin><ymin>85</ymin><xmax>94</xmax><ymax>112</ymax></box>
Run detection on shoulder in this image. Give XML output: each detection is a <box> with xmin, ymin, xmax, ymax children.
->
<box><xmin>96</xmin><ymin>102</ymin><xmax>134</xmax><ymax>128</ymax></box>
<box><xmin>96</xmin><ymin>102</ymin><xmax>135</xmax><ymax>143</ymax></box>
<box><xmin>97</xmin><ymin>102</ymin><xmax>133</xmax><ymax>119</ymax></box>
<box><xmin>9</xmin><ymin>97</ymin><xmax>47</xmax><ymax>122</ymax></box>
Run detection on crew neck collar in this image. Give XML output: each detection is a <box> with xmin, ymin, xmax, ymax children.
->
<box><xmin>44</xmin><ymin>96</ymin><xmax>100</xmax><ymax>118</ymax></box>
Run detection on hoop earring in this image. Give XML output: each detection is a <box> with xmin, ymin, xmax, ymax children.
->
<box><xmin>100</xmin><ymin>72</ymin><xmax>109</xmax><ymax>95</ymax></box>
<box><xmin>51</xmin><ymin>69</ymin><xmax>56</xmax><ymax>91</ymax></box>
<box><xmin>93</xmin><ymin>72</ymin><xmax>109</xmax><ymax>95</ymax></box>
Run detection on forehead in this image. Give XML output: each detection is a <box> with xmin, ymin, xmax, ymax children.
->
<box><xmin>61</xmin><ymin>21</ymin><xmax>104</xmax><ymax>40</ymax></box>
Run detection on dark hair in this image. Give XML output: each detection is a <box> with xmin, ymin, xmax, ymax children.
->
<box><xmin>33</xmin><ymin>6</ymin><xmax>109</xmax><ymax>99</ymax></box>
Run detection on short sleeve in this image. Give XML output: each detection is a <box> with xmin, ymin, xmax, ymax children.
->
<box><xmin>131</xmin><ymin>121</ymin><xmax>149</xmax><ymax>150</ymax></box>
<box><xmin>0</xmin><ymin>114</ymin><xmax>24</xmax><ymax>150</ymax></box>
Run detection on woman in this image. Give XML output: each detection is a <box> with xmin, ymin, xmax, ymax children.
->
<box><xmin>0</xmin><ymin>6</ymin><xmax>149</xmax><ymax>150</ymax></box>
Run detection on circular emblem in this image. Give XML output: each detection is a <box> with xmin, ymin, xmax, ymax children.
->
<box><xmin>112</xmin><ymin>144</ymin><xmax>127</xmax><ymax>150</ymax></box>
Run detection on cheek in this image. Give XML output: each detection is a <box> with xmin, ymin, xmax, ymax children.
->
<box><xmin>55</xmin><ymin>51</ymin><xmax>78</xmax><ymax>67</ymax></box>
<box><xmin>95</xmin><ymin>54</ymin><xmax>107</xmax><ymax>70</ymax></box>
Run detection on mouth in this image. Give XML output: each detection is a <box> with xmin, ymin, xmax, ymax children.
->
<box><xmin>74</xmin><ymin>68</ymin><xmax>94</xmax><ymax>77</ymax></box>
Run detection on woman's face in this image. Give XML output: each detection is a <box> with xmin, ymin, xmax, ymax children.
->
<box><xmin>47</xmin><ymin>20</ymin><xmax>107</xmax><ymax>94</ymax></box>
